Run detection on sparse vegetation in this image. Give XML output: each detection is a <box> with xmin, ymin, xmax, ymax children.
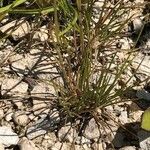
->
<box><xmin>0</xmin><ymin>0</ymin><xmax>150</xmax><ymax>150</ymax></box>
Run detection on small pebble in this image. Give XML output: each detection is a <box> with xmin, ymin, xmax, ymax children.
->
<box><xmin>0</xmin><ymin>109</ymin><xmax>4</xmax><ymax>120</ymax></box>
<box><xmin>19</xmin><ymin>137</ymin><xmax>39</xmax><ymax>150</ymax></box>
<box><xmin>12</xmin><ymin>111</ymin><xmax>29</xmax><ymax>126</ymax></box>
<box><xmin>119</xmin><ymin>146</ymin><xmax>136</xmax><ymax>150</ymax></box>
<box><xmin>132</xmin><ymin>17</ymin><xmax>144</xmax><ymax>34</ymax></box>
<box><xmin>0</xmin><ymin>126</ymin><xmax>19</xmax><ymax>147</ymax></box>
<box><xmin>0</xmin><ymin>143</ymin><xmax>4</xmax><ymax>150</ymax></box>
<box><xmin>14</xmin><ymin>101</ymin><xmax>23</xmax><ymax>109</ymax></box>
<box><xmin>5</xmin><ymin>111</ymin><xmax>13</xmax><ymax>122</ymax></box>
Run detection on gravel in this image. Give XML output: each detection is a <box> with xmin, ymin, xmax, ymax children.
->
<box><xmin>0</xmin><ymin>126</ymin><xmax>19</xmax><ymax>147</ymax></box>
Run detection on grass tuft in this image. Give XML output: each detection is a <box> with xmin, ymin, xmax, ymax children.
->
<box><xmin>0</xmin><ymin>0</ymin><xmax>144</xmax><ymax>140</ymax></box>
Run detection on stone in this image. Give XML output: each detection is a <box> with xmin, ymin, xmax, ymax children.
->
<box><xmin>130</xmin><ymin>110</ymin><xmax>143</xmax><ymax>122</ymax></box>
<box><xmin>12</xmin><ymin>111</ymin><xmax>29</xmax><ymax>126</ymax></box>
<box><xmin>92</xmin><ymin>0</ymin><xmax>110</xmax><ymax>24</ymax></box>
<box><xmin>51</xmin><ymin>142</ymin><xmax>71</xmax><ymax>150</ymax></box>
<box><xmin>31</xmin><ymin>82</ymin><xmax>56</xmax><ymax>97</ymax></box>
<box><xmin>9</xmin><ymin>53</ymin><xmax>35</xmax><ymax>73</ymax></box>
<box><xmin>1</xmin><ymin>115</ymin><xmax>11</xmax><ymax>126</ymax></box>
<box><xmin>94</xmin><ymin>0</ymin><xmax>104</xmax><ymax>9</ymax></box>
<box><xmin>58</xmin><ymin>126</ymin><xmax>77</xmax><ymax>142</ymax></box>
<box><xmin>119</xmin><ymin>146</ymin><xmax>136</xmax><ymax>150</ymax></box>
<box><xmin>132</xmin><ymin>17</ymin><xmax>144</xmax><ymax>34</ymax></box>
<box><xmin>120</xmin><ymin>68</ymin><xmax>136</xmax><ymax>87</ymax></box>
<box><xmin>0</xmin><ymin>20</ymin><xmax>30</xmax><ymax>39</ymax></box>
<box><xmin>14</xmin><ymin>101</ymin><xmax>23</xmax><ymax>109</ymax></box>
<box><xmin>19</xmin><ymin>137</ymin><xmax>39</xmax><ymax>150</ymax></box>
<box><xmin>136</xmin><ymin>89</ymin><xmax>150</xmax><ymax>101</ymax></box>
<box><xmin>105</xmin><ymin>120</ymin><xmax>118</xmax><ymax>132</ymax></box>
<box><xmin>92</xmin><ymin>142</ymin><xmax>104</xmax><ymax>150</ymax></box>
<box><xmin>12</xmin><ymin>99</ymin><xmax>24</xmax><ymax>109</ymax></box>
<box><xmin>42</xmin><ymin>132</ymin><xmax>57</xmax><ymax>148</ymax></box>
<box><xmin>32</xmin><ymin>100</ymin><xmax>49</xmax><ymax>116</ymax></box>
<box><xmin>114</xmin><ymin>105</ymin><xmax>123</xmax><ymax>115</ymax></box>
<box><xmin>26</xmin><ymin>119</ymin><xmax>48</xmax><ymax>140</ymax></box>
<box><xmin>134</xmin><ymin>0</ymin><xmax>144</xmax><ymax>4</ymax></box>
<box><xmin>1</xmin><ymin>78</ymin><xmax>28</xmax><ymax>95</ymax></box>
<box><xmin>138</xmin><ymin>130</ymin><xmax>150</xmax><ymax>150</ymax></box>
<box><xmin>120</xmin><ymin>38</ymin><xmax>131</xmax><ymax>50</ymax></box>
<box><xmin>84</xmin><ymin>118</ymin><xmax>100</xmax><ymax>140</ymax></box>
<box><xmin>33</xmin><ymin>26</ymin><xmax>48</xmax><ymax>41</ymax></box>
<box><xmin>112</xmin><ymin>132</ymin><xmax>125</xmax><ymax>148</ymax></box>
<box><xmin>0</xmin><ymin>143</ymin><xmax>4</xmax><ymax>150</ymax></box>
<box><xmin>132</xmin><ymin>54</ymin><xmax>150</xmax><ymax>77</ymax></box>
<box><xmin>105</xmin><ymin>105</ymin><xmax>114</xmax><ymax>112</ymax></box>
<box><xmin>145</xmin><ymin>39</ymin><xmax>150</xmax><ymax>50</ymax></box>
<box><xmin>75</xmin><ymin>136</ymin><xmax>91</xmax><ymax>145</ymax></box>
<box><xmin>28</xmin><ymin>113</ymin><xmax>38</xmax><ymax>121</ymax></box>
<box><xmin>26</xmin><ymin>110</ymin><xmax>60</xmax><ymax>139</ymax></box>
<box><xmin>0</xmin><ymin>126</ymin><xmax>19</xmax><ymax>147</ymax></box>
<box><xmin>5</xmin><ymin>109</ymin><xmax>13</xmax><ymax>122</ymax></box>
<box><xmin>119</xmin><ymin>111</ymin><xmax>128</xmax><ymax>124</ymax></box>
<box><xmin>74</xmin><ymin>144</ymin><xmax>91</xmax><ymax>150</ymax></box>
<box><xmin>0</xmin><ymin>109</ymin><xmax>4</xmax><ymax>120</ymax></box>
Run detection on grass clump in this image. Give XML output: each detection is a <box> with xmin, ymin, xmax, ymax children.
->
<box><xmin>0</xmin><ymin>0</ymin><xmax>142</xmax><ymax>127</ymax></box>
<box><xmin>50</xmin><ymin>0</ymin><xmax>137</xmax><ymax>118</ymax></box>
